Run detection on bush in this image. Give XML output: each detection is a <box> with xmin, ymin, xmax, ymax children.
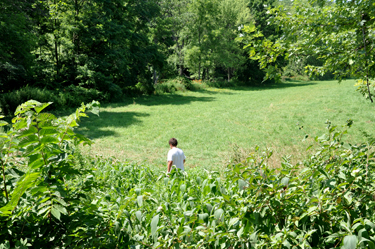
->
<box><xmin>282</xmin><ymin>56</ymin><xmax>335</xmax><ymax>81</ymax></box>
<box><xmin>155</xmin><ymin>80</ymin><xmax>188</xmax><ymax>94</ymax></box>
<box><xmin>57</xmin><ymin>85</ymin><xmax>108</xmax><ymax>107</ymax></box>
<box><xmin>0</xmin><ymin>100</ymin><xmax>101</xmax><ymax>248</ymax></box>
<box><xmin>201</xmin><ymin>78</ymin><xmax>245</xmax><ymax>88</ymax></box>
<box><xmin>0</xmin><ymin>86</ymin><xmax>108</xmax><ymax>116</ymax></box>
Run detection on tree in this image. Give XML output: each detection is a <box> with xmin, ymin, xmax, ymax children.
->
<box><xmin>0</xmin><ymin>0</ymin><xmax>36</xmax><ymax>92</ymax></box>
<box><xmin>30</xmin><ymin>0</ymin><xmax>165</xmax><ymax>95</ymax></box>
<box><xmin>241</xmin><ymin>0</ymin><xmax>375</xmax><ymax>101</ymax></box>
<box><xmin>214</xmin><ymin>0</ymin><xmax>251</xmax><ymax>82</ymax></box>
<box><xmin>184</xmin><ymin>0</ymin><xmax>219</xmax><ymax>80</ymax></box>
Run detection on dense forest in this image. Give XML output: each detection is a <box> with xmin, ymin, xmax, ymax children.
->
<box><xmin>0</xmin><ymin>0</ymin><xmax>257</xmax><ymax>94</ymax></box>
<box><xmin>1</xmin><ymin>0</ymin><xmax>348</xmax><ymax>115</ymax></box>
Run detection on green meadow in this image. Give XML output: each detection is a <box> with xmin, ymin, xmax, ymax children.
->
<box><xmin>77</xmin><ymin>79</ymin><xmax>375</xmax><ymax>170</ymax></box>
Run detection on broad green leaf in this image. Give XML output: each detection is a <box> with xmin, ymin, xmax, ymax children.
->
<box><xmin>18</xmin><ymin>135</ymin><xmax>39</xmax><ymax>147</ymax></box>
<box><xmin>237</xmin><ymin>226</ymin><xmax>244</xmax><ymax>238</ymax></box>
<box><xmin>29</xmin><ymin>158</ymin><xmax>45</xmax><ymax>169</ymax></box>
<box><xmin>73</xmin><ymin>133</ymin><xmax>92</xmax><ymax>145</ymax></box>
<box><xmin>214</xmin><ymin>209</ymin><xmax>224</xmax><ymax>222</ymax></box>
<box><xmin>41</xmin><ymin>136</ymin><xmax>59</xmax><ymax>145</ymax></box>
<box><xmin>228</xmin><ymin>218</ymin><xmax>240</xmax><ymax>228</ymax></box>
<box><xmin>30</xmin><ymin>186</ymin><xmax>48</xmax><ymax>195</ymax></box>
<box><xmin>87</xmin><ymin>101</ymin><xmax>100</xmax><ymax>116</ymax></box>
<box><xmin>281</xmin><ymin>177</ymin><xmax>290</xmax><ymax>186</ymax></box>
<box><xmin>180</xmin><ymin>184</ymin><xmax>186</xmax><ymax>192</ymax></box>
<box><xmin>51</xmin><ymin>206</ymin><xmax>61</xmax><ymax>220</ymax></box>
<box><xmin>53</xmin><ymin>204</ymin><xmax>68</xmax><ymax>215</ymax></box>
<box><xmin>151</xmin><ymin>214</ymin><xmax>159</xmax><ymax>237</ymax></box>
<box><xmin>137</xmin><ymin>196</ymin><xmax>143</xmax><ymax>207</ymax></box>
<box><xmin>37</xmin><ymin>206</ymin><xmax>50</xmax><ymax>216</ymax></box>
<box><xmin>0</xmin><ymin>172</ymin><xmax>41</xmax><ymax>216</ymax></box>
<box><xmin>15</xmin><ymin>100</ymin><xmax>41</xmax><ymax>115</ymax></box>
<box><xmin>238</xmin><ymin>179</ymin><xmax>247</xmax><ymax>190</ymax></box>
<box><xmin>36</xmin><ymin>113</ymin><xmax>55</xmax><ymax>125</ymax></box>
<box><xmin>364</xmin><ymin>220</ymin><xmax>375</xmax><ymax>229</ymax></box>
<box><xmin>135</xmin><ymin>211</ymin><xmax>142</xmax><ymax>223</ymax></box>
<box><xmin>282</xmin><ymin>240</ymin><xmax>291</xmax><ymax>249</ymax></box>
<box><xmin>206</xmin><ymin>203</ymin><xmax>213</xmax><ymax>214</ymax></box>
<box><xmin>34</xmin><ymin>102</ymin><xmax>53</xmax><ymax>113</ymax></box>
<box><xmin>17</xmin><ymin>126</ymin><xmax>38</xmax><ymax>138</ymax></box>
<box><xmin>344</xmin><ymin>192</ymin><xmax>353</xmax><ymax>205</ymax></box>
<box><xmin>181</xmin><ymin>225</ymin><xmax>191</xmax><ymax>235</ymax></box>
<box><xmin>342</xmin><ymin>235</ymin><xmax>358</xmax><ymax>249</ymax></box>
<box><xmin>40</xmin><ymin>127</ymin><xmax>59</xmax><ymax>136</ymax></box>
<box><xmin>199</xmin><ymin>213</ymin><xmax>209</xmax><ymax>222</ymax></box>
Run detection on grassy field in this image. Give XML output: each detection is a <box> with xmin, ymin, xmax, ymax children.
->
<box><xmin>77</xmin><ymin>79</ymin><xmax>375</xmax><ymax>170</ymax></box>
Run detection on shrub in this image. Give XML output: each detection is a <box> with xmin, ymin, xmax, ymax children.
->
<box><xmin>0</xmin><ymin>86</ymin><xmax>108</xmax><ymax>116</ymax></box>
<box><xmin>204</xmin><ymin>79</ymin><xmax>238</xmax><ymax>88</ymax></box>
<box><xmin>58</xmin><ymin>85</ymin><xmax>108</xmax><ymax>107</ymax></box>
<box><xmin>0</xmin><ymin>100</ymin><xmax>100</xmax><ymax>247</ymax></box>
<box><xmin>155</xmin><ymin>80</ymin><xmax>187</xmax><ymax>94</ymax></box>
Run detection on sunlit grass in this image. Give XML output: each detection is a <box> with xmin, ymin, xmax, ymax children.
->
<box><xmin>78</xmin><ymin>79</ymin><xmax>375</xmax><ymax>170</ymax></box>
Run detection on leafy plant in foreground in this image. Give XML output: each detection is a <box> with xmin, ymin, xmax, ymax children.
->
<box><xmin>87</xmin><ymin>120</ymin><xmax>375</xmax><ymax>248</ymax></box>
<box><xmin>0</xmin><ymin>100</ymin><xmax>99</xmax><ymax>247</ymax></box>
<box><xmin>2</xmin><ymin>100</ymin><xmax>375</xmax><ymax>248</ymax></box>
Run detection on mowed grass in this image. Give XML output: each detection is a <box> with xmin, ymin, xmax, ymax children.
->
<box><xmin>77</xmin><ymin>80</ymin><xmax>375</xmax><ymax>170</ymax></box>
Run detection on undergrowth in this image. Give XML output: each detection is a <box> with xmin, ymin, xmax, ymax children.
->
<box><xmin>0</xmin><ymin>86</ymin><xmax>108</xmax><ymax>116</ymax></box>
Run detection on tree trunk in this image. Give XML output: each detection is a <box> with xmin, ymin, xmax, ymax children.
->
<box><xmin>198</xmin><ymin>30</ymin><xmax>201</xmax><ymax>80</ymax></box>
<box><xmin>178</xmin><ymin>38</ymin><xmax>184</xmax><ymax>76</ymax></box>
<box><xmin>179</xmin><ymin>65</ymin><xmax>184</xmax><ymax>77</ymax></box>
<box><xmin>228</xmin><ymin>68</ymin><xmax>231</xmax><ymax>82</ymax></box>
<box><xmin>153</xmin><ymin>68</ymin><xmax>158</xmax><ymax>85</ymax></box>
<box><xmin>198</xmin><ymin>61</ymin><xmax>201</xmax><ymax>80</ymax></box>
<box><xmin>362</xmin><ymin>14</ymin><xmax>373</xmax><ymax>103</ymax></box>
<box><xmin>54</xmin><ymin>20</ymin><xmax>59</xmax><ymax>76</ymax></box>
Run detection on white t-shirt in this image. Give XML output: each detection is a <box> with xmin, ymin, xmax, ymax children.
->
<box><xmin>167</xmin><ymin>147</ymin><xmax>185</xmax><ymax>171</ymax></box>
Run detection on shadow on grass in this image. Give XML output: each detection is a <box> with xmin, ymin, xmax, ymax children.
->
<box><xmin>190</xmin><ymin>81</ymin><xmax>318</xmax><ymax>95</ymax></box>
<box><xmin>232</xmin><ymin>81</ymin><xmax>318</xmax><ymax>91</ymax></box>
<box><xmin>77</xmin><ymin>111</ymin><xmax>150</xmax><ymax>139</ymax></box>
<box><xmin>77</xmin><ymin>95</ymin><xmax>215</xmax><ymax>139</ymax></box>
<box><xmin>105</xmin><ymin>94</ymin><xmax>215</xmax><ymax>108</ymax></box>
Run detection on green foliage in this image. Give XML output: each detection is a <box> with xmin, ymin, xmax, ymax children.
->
<box><xmin>155</xmin><ymin>77</ymin><xmax>193</xmax><ymax>94</ymax></box>
<box><xmin>76</xmin><ymin>120</ymin><xmax>375</xmax><ymax>248</ymax></box>
<box><xmin>0</xmin><ymin>0</ymin><xmax>36</xmax><ymax>93</ymax></box>
<box><xmin>166</xmin><ymin>0</ymin><xmax>254</xmax><ymax>82</ymax></box>
<box><xmin>2</xmin><ymin>99</ymin><xmax>375</xmax><ymax>247</ymax></box>
<box><xmin>0</xmin><ymin>86</ymin><xmax>107</xmax><ymax>116</ymax></box>
<box><xmin>0</xmin><ymin>0</ymin><xmax>169</xmax><ymax>96</ymax></box>
<box><xmin>0</xmin><ymin>100</ymin><xmax>100</xmax><ymax>247</ymax></box>
<box><xmin>356</xmin><ymin>79</ymin><xmax>375</xmax><ymax>101</ymax></box>
<box><xmin>155</xmin><ymin>82</ymin><xmax>187</xmax><ymax>94</ymax></box>
<box><xmin>240</xmin><ymin>0</ymin><xmax>375</xmax><ymax>100</ymax></box>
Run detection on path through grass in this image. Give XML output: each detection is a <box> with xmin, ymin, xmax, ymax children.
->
<box><xmin>78</xmin><ymin>80</ymin><xmax>375</xmax><ymax>170</ymax></box>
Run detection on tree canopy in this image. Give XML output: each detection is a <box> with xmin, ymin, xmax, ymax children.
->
<box><xmin>240</xmin><ymin>0</ymin><xmax>375</xmax><ymax>101</ymax></box>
